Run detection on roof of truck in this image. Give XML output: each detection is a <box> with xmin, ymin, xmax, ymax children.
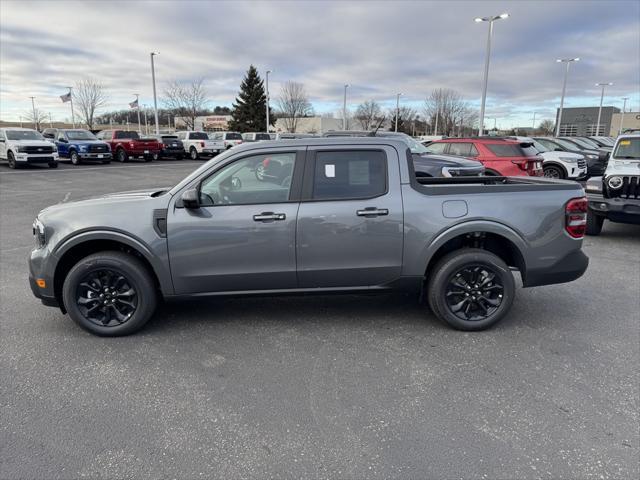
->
<box><xmin>229</xmin><ymin>136</ymin><xmax>409</xmax><ymax>153</ymax></box>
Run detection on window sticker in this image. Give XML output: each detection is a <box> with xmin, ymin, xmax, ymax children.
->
<box><xmin>620</xmin><ymin>140</ymin><xmax>631</xmax><ymax>145</ymax></box>
<box><xmin>324</xmin><ymin>164</ymin><xmax>336</xmax><ymax>178</ymax></box>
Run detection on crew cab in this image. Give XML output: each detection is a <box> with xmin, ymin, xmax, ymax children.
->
<box><xmin>426</xmin><ymin>137</ymin><xmax>544</xmax><ymax>176</ymax></box>
<box><xmin>210</xmin><ymin>131</ymin><xmax>243</xmax><ymax>149</ymax></box>
<box><xmin>0</xmin><ymin>128</ymin><xmax>58</xmax><ymax>169</ymax></box>
<box><xmin>507</xmin><ymin>136</ymin><xmax>586</xmax><ymax>180</ymax></box>
<box><xmin>95</xmin><ymin>130</ymin><xmax>161</xmax><ymax>162</ymax></box>
<box><xmin>175</xmin><ymin>131</ymin><xmax>224</xmax><ymax>160</ymax></box>
<box><xmin>43</xmin><ymin>128</ymin><xmax>111</xmax><ymax>165</ymax></box>
<box><xmin>29</xmin><ymin>137</ymin><xmax>588</xmax><ymax>336</ymax></box>
<box><xmin>585</xmin><ymin>133</ymin><xmax>640</xmax><ymax>234</ymax></box>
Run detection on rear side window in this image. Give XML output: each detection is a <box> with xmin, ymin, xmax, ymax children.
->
<box><xmin>486</xmin><ymin>144</ymin><xmax>523</xmax><ymax>157</ymax></box>
<box><xmin>115</xmin><ymin>131</ymin><xmax>140</xmax><ymax>140</ymax></box>
<box><xmin>425</xmin><ymin>142</ymin><xmax>448</xmax><ymax>154</ymax></box>
<box><xmin>447</xmin><ymin>142</ymin><xmax>478</xmax><ymax>157</ymax></box>
<box><xmin>255</xmin><ymin>133</ymin><xmax>271</xmax><ymax>140</ymax></box>
<box><xmin>519</xmin><ymin>144</ymin><xmax>539</xmax><ymax>157</ymax></box>
<box><xmin>312</xmin><ymin>150</ymin><xmax>386</xmax><ymax>200</ymax></box>
<box><xmin>189</xmin><ymin>132</ymin><xmax>208</xmax><ymax>140</ymax></box>
<box><xmin>226</xmin><ymin>132</ymin><xmax>242</xmax><ymax>140</ymax></box>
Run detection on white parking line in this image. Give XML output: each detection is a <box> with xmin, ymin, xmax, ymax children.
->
<box><xmin>0</xmin><ymin>162</ymin><xmax>201</xmax><ymax>175</ymax></box>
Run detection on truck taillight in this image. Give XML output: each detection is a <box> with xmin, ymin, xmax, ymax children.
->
<box><xmin>201</xmin><ymin>141</ymin><xmax>205</xmax><ymax>148</ymax></box>
<box><xmin>129</xmin><ymin>142</ymin><xmax>135</xmax><ymax>148</ymax></box>
<box><xmin>565</xmin><ymin>197</ymin><xmax>587</xmax><ymax>238</ymax></box>
<box><xmin>511</xmin><ymin>159</ymin><xmax>528</xmax><ymax>171</ymax></box>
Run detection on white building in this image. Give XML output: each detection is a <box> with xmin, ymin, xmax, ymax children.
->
<box><xmin>174</xmin><ymin>115</ymin><xmax>232</xmax><ymax>131</ymax></box>
<box><xmin>274</xmin><ymin>116</ymin><xmax>343</xmax><ymax>134</ymax></box>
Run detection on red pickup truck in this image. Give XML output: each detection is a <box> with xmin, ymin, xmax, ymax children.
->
<box><xmin>96</xmin><ymin>130</ymin><xmax>162</xmax><ymax>162</ymax></box>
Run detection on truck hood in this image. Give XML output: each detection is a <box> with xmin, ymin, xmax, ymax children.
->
<box><xmin>10</xmin><ymin>139</ymin><xmax>53</xmax><ymax>147</ymax></box>
<box><xmin>66</xmin><ymin>139</ymin><xmax>108</xmax><ymax>145</ymax></box>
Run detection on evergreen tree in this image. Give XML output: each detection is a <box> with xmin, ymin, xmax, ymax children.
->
<box><xmin>228</xmin><ymin>65</ymin><xmax>273</xmax><ymax>132</ymax></box>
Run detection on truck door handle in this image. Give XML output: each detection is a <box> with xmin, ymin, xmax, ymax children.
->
<box><xmin>356</xmin><ymin>207</ymin><xmax>389</xmax><ymax>217</ymax></box>
<box><xmin>253</xmin><ymin>212</ymin><xmax>286</xmax><ymax>222</ymax></box>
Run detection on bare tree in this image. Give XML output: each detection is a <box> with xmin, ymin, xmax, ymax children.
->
<box><xmin>163</xmin><ymin>78</ymin><xmax>209</xmax><ymax>130</ymax></box>
<box><xmin>276</xmin><ymin>81</ymin><xmax>313</xmax><ymax>132</ymax></box>
<box><xmin>538</xmin><ymin>119</ymin><xmax>555</xmax><ymax>135</ymax></box>
<box><xmin>424</xmin><ymin>88</ymin><xmax>478</xmax><ymax>136</ymax></box>
<box><xmin>74</xmin><ymin>78</ymin><xmax>108</xmax><ymax>129</ymax></box>
<box><xmin>388</xmin><ymin>106</ymin><xmax>417</xmax><ymax>134</ymax></box>
<box><xmin>24</xmin><ymin>108</ymin><xmax>49</xmax><ymax>130</ymax></box>
<box><xmin>355</xmin><ymin>100</ymin><xmax>383</xmax><ymax>130</ymax></box>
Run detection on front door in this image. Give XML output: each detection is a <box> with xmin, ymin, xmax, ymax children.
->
<box><xmin>296</xmin><ymin>146</ymin><xmax>404</xmax><ymax>288</ymax></box>
<box><xmin>167</xmin><ymin>149</ymin><xmax>303</xmax><ymax>294</ymax></box>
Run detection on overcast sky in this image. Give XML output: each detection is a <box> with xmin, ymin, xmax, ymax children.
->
<box><xmin>1</xmin><ymin>0</ymin><xmax>639</xmax><ymax>128</ymax></box>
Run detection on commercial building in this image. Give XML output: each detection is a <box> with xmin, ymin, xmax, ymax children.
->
<box><xmin>555</xmin><ymin>106</ymin><xmax>620</xmax><ymax>136</ymax></box>
<box><xmin>274</xmin><ymin>116</ymin><xmax>343</xmax><ymax>134</ymax></box>
<box><xmin>174</xmin><ymin>115</ymin><xmax>232</xmax><ymax>131</ymax></box>
<box><xmin>610</xmin><ymin>111</ymin><xmax>640</xmax><ymax>136</ymax></box>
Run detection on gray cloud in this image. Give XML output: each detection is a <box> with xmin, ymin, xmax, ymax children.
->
<box><xmin>1</xmin><ymin>0</ymin><xmax>638</xmax><ymax>127</ymax></box>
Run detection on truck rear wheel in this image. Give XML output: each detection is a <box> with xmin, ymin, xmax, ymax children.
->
<box><xmin>62</xmin><ymin>251</ymin><xmax>158</xmax><ymax>336</ymax></box>
<box><xmin>190</xmin><ymin>147</ymin><xmax>198</xmax><ymax>160</ymax></box>
<box><xmin>427</xmin><ymin>248</ymin><xmax>515</xmax><ymax>331</ymax></box>
<box><xmin>586</xmin><ymin>210</ymin><xmax>604</xmax><ymax>236</ymax></box>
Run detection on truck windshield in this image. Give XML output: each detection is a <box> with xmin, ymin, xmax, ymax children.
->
<box><xmin>613</xmin><ymin>138</ymin><xmax>640</xmax><ymax>159</ymax></box>
<box><xmin>66</xmin><ymin>130</ymin><xmax>96</xmax><ymax>140</ymax></box>
<box><xmin>554</xmin><ymin>138</ymin><xmax>582</xmax><ymax>150</ymax></box>
<box><xmin>6</xmin><ymin>130</ymin><xmax>44</xmax><ymax>141</ymax></box>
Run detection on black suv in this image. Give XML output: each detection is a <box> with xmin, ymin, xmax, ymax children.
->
<box><xmin>322</xmin><ymin>131</ymin><xmax>484</xmax><ymax>177</ymax></box>
<box><xmin>153</xmin><ymin>134</ymin><xmax>184</xmax><ymax>159</ymax></box>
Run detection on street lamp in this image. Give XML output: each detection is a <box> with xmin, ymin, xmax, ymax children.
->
<box><xmin>555</xmin><ymin>58</ymin><xmax>580</xmax><ymax>136</ymax></box>
<box><xmin>265</xmin><ymin>70</ymin><xmax>272</xmax><ymax>133</ymax></box>
<box><xmin>474</xmin><ymin>12</ymin><xmax>509</xmax><ymax>136</ymax></box>
<box><xmin>531</xmin><ymin>111</ymin><xmax>537</xmax><ymax>130</ymax></box>
<box><xmin>619</xmin><ymin>97</ymin><xmax>629</xmax><ymax>134</ymax></box>
<box><xmin>595</xmin><ymin>82</ymin><xmax>613</xmax><ymax>136</ymax></box>
<box><xmin>29</xmin><ymin>96</ymin><xmax>37</xmax><ymax>129</ymax></box>
<box><xmin>395</xmin><ymin>92</ymin><xmax>403</xmax><ymax>132</ymax></box>
<box><xmin>150</xmin><ymin>52</ymin><xmax>160</xmax><ymax>135</ymax></box>
<box><xmin>343</xmin><ymin>84</ymin><xmax>350</xmax><ymax>130</ymax></box>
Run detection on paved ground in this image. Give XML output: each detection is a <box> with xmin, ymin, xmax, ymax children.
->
<box><xmin>1</xmin><ymin>159</ymin><xmax>638</xmax><ymax>479</ymax></box>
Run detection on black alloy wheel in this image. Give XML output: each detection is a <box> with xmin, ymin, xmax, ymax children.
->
<box><xmin>444</xmin><ymin>265</ymin><xmax>503</xmax><ymax>322</ymax></box>
<box><xmin>76</xmin><ymin>268</ymin><xmax>138</xmax><ymax>327</ymax></box>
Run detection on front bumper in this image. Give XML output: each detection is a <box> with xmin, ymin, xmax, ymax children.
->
<box><xmin>587</xmin><ymin>193</ymin><xmax>640</xmax><ymax>224</ymax></box>
<box><xmin>16</xmin><ymin>153</ymin><xmax>58</xmax><ymax>164</ymax></box>
<box><xmin>523</xmin><ymin>249</ymin><xmax>589</xmax><ymax>288</ymax></box>
<box><xmin>28</xmin><ymin>246</ymin><xmax>60</xmax><ymax>308</ymax></box>
<box><xmin>78</xmin><ymin>152</ymin><xmax>111</xmax><ymax>161</ymax></box>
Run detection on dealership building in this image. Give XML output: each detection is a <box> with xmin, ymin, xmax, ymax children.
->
<box><xmin>555</xmin><ymin>106</ymin><xmax>620</xmax><ymax>136</ymax></box>
<box><xmin>611</xmin><ymin>111</ymin><xmax>640</xmax><ymax>136</ymax></box>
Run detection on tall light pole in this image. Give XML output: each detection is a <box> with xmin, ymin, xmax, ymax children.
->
<box><xmin>343</xmin><ymin>84</ymin><xmax>350</xmax><ymax>130</ymax></box>
<box><xmin>395</xmin><ymin>92</ymin><xmax>403</xmax><ymax>132</ymax></box>
<box><xmin>595</xmin><ymin>82</ymin><xmax>613</xmax><ymax>136</ymax></box>
<box><xmin>265</xmin><ymin>70</ymin><xmax>272</xmax><ymax>133</ymax></box>
<box><xmin>66</xmin><ymin>86</ymin><xmax>76</xmax><ymax>128</ymax></box>
<box><xmin>49</xmin><ymin>112</ymin><xmax>53</xmax><ymax>128</ymax></box>
<box><xmin>29</xmin><ymin>96</ymin><xmax>37</xmax><ymax>129</ymax></box>
<box><xmin>133</xmin><ymin>94</ymin><xmax>142</xmax><ymax>134</ymax></box>
<box><xmin>475</xmin><ymin>12</ymin><xmax>509</xmax><ymax>136</ymax></box>
<box><xmin>555</xmin><ymin>57</ymin><xmax>580</xmax><ymax>137</ymax></box>
<box><xmin>619</xmin><ymin>97</ymin><xmax>629</xmax><ymax>135</ymax></box>
<box><xmin>434</xmin><ymin>108</ymin><xmax>439</xmax><ymax>135</ymax></box>
<box><xmin>531</xmin><ymin>111</ymin><xmax>537</xmax><ymax>130</ymax></box>
<box><xmin>150</xmin><ymin>52</ymin><xmax>160</xmax><ymax>135</ymax></box>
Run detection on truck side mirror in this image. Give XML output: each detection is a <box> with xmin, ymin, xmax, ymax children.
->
<box><xmin>58</xmin><ymin>138</ymin><xmax>68</xmax><ymax>143</ymax></box>
<box><xmin>181</xmin><ymin>188</ymin><xmax>200</xmax><ymax>209</ymax></box>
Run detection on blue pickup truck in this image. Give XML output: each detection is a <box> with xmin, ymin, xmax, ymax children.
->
<box><xmin>42</xmin><ymin>128</ymin><xmax>111</xmax><ymax>165</ymax></box>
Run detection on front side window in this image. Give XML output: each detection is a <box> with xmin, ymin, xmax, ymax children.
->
<box><xmin>199</xmin><ymin>152</ymin><xmax>296</xmax><ymax>206</ymax></box>
<box><xmin>448</xmin><ymin>142</ymin><xmax>473</xmax><ymax>157</ymax></box>
<box><xmin>312</xmin><ymin>150</ymin><xmax>386</xmax><ymax>200</ymax></box>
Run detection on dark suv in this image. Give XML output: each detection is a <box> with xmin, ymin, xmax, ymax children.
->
<box><xmin>322</xmin><ymin>131</ymin><xmax>484</xmax><ymax>177</ymax></box>
<box><xmin>153</xmin><ymin>134</ymin><xmax>184</xmax><ymax>159</ymax></box>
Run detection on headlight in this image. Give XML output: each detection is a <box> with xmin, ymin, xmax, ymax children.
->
<box><xmin>32</xmin><ymin>218</ymin><xmax>46</xmax><ymax>248</ymax></box>
<box><xmin>607</xmin><ymin>176</ymin><xmax>624</xmax><ymax>190</ymax></box>
<box><xmin>587</xmin><ymin>154</ymin><xmax>598</xmax><ymax>160</ymax></box>
<box><xmin>52</xmin><ymin>145</ymin><xmax>58</xmax><ymax>153</ymax></box>
<box><xmin>79</xmin><ymin>145</ymin><xmax>88</xmax><ymax>152</ymax></box>
<box><xmin>558</xmin><ymin>156</ymin><xmax>578</xmax><ymax>163</ymax></box>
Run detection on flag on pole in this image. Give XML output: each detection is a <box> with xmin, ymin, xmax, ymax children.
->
<box><xmin>60</xmin><ymin>92</ymin><xmax>72</xmax><ymax>103</ymax></box>
<box><xmin>129</xmin><ymin>98</ymin><xmax>139</xmax><ymax>109</ymax></box>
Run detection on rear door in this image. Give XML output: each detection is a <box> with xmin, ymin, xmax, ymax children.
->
<box><xmin>296</xmin><ymin>144</ymin><xmax>404</xmax><ymax>288</ymax></box>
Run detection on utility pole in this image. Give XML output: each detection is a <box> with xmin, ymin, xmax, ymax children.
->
<box><xmin>150</xmin><ymin>52</ymin><xmax>160</xmax><ymax>135</ymax></box>
<box><xmin>29</xmin><ymin>96</ymin><xmax>37</xmax><ymax>129</ymax></box>
<box><xmin>343</xmin><ymin>84</ymin><xmax>350</xmax><ymax>130</ymax></box>
<box><xmin>531</xmin><ymin>111</ymin><xmax>537</xmax><ymax>130</ymax></box>
<box><xmin>49</xmin><ymin>112</ymin><xmax>53</xmax><ymax>128</ymax></box>
<box><xmin>395</xmin><ymin>93</ymin><xmax>402</xmax><ymax>132</ymax></box>
<box><xmin>555</xmin><ymin>58</ymin><xmax>580</xmax><ymax>136</ymax></box>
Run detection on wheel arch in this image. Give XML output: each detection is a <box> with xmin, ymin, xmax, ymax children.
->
<box><xmin>421</xmin><ymin>221</ymin><xmax>528</xmax><ymax>283</ymax></box>
<box><xmin>52</xmin><ymin>231</ymin><xmax>173</xmax><ymax>311</ymax></box>
<box><xmin>542</xmin><ymin>161</ymin><xmax>568</xmax><ymax>177</ymax></box>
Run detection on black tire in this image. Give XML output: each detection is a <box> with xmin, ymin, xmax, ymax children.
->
<box><xmin>543</xmin><ymin>164</ymin><xmax>565</xmax><ymax>179</ymax></box>
<box><xmin>427</xmin><ymin>248</ymin><xmax>515</xmax><ymax>331</ymax></box>
<box><xmin>177</xmin><ymin>154</ymin><xmax>184</xmax><ymax>160</ymax></box>
<box><xmin>48</xmin><ymin>162</ymin><xmax>58</xmax><ymax>168</ymax></box>
<box><xmin>144</xmin><ymin>155</ymin><xmax>152</xmax><ymax>162</ymax></box>
<box><xmin>586</xmin><ymin>209</ymin><xmax>604</xmax><ymax>236</ymax></box>
<box><xmin>62</xmin><ymin>251</ymin><xmax>158</xmax><ymax>336</ymax></box>
<box><xmin>116</xmin><ymin>148</ymin><xmax>128</xmax><ymax>162</ymax></box>
<box><xmin>7</xmin><ymin>151</ymin><xmax>16</xmax><ymax>169</ymax></box>
<box><xmin>70</xmin><ymin>150</ymin><xmax>81</xmax><ymax>165</ymax></box>
<box><xmin>151</xmin><ymin>152</ymin><xmax>159</xmax><ymax>161</ymax></box>
<box><xmin>190</xmin><ymin>147</ymin><xmax>198</xmax><ymax>160</ymax></box>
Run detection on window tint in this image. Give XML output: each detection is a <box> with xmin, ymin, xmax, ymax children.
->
<box><xmin>312</xmin><ymin>150</ymin><xmax>386</xmax><ymax>200</ymax></box>
<box><xmin>225</xmin><ymin>132</ymin><xmax>242</xmax><ymax>140</ymax></box>
<box><xmin>199</xmin><ymin>152</ymin><xmax>296</xmax><ymax>206</ymax></box>
<box><xmin>115</xmin><ymin>131</ymin><xmax>140</xmax><ymax>139</ymax></box>
<box><xmin>519</xmin><ymin>144</ymin><xmax>539</xmax><ymax>157</ymax></box>
<box><xmin>486</xmin><ymin>144</ymin><xmax>523</xmax><ymax>157</ymax></box>
<box><xmin>425</xmin><ymin>142</ymin><xmax>448</xmax><ymax>154</ymax></box>
<box><xmin>255</xmin><ymin>133</ymin><xmax>271</xmax><ymax>140</ymax></box>
<box><xmin>189</xmin><ymin>132</ymin><xmax>208</xmax><ymax>140</ymax></box>
<box><xmin>448</xmin><ymin>142</ymin><xmax>474</xmax><ymax>157</ymax></box>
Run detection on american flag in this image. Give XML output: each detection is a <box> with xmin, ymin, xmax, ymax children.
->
<box><xmin>60</xmin><ymin>92</ymin><xmax>72</xmax><ymax>103</ymax></box>
<box><xmin>129</xmin><ymin>98</ymin><xmax>139</xmax><ymax>109</ymax></box>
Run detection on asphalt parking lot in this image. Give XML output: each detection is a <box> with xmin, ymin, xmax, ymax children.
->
<box><xmin>1</xmin><ymin>159</ymin><xmax>638</xmax><ymax>479</ymax></box>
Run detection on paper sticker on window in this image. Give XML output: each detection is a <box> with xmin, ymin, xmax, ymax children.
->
<box><xmin>620</xmin><ymin>140</ymin><xmax>631</xmax><ymax>145</ymax></box>
<box><xmin>325</xmin><ymin>164</ymin><xmax>335</xmax><ymax>178</ymax></box>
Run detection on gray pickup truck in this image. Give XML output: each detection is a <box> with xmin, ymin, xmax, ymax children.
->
<box><xmin>29</xmin><ymin>137</ymin><xmax>589</xmax><ymax>336</ymax></box>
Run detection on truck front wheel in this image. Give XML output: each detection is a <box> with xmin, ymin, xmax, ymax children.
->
<box><xmin>62</xmin><ymin>251</ymin><xmax>158</xmax><ymax>336</ymax></box>
<box><xmin>585</xmin><ymin>210</ymin><xmax>604</xmax><ymax>236</ymax></box>
<box><xmin>427</xmin><ymin>249</ymin><xmax>515</xmax><ymax>331</ymax></box>
<box><xmin>70</xmin><ymin>150</ymin><xmax>81</xmax><ymax>165</ymax></box>
<box><xmin>116</xmin><ymin>149</ymin><xmax>128</xmax><ymax>162</ymax></box>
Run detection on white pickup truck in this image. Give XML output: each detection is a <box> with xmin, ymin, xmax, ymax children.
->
<box><xmin>176</xmin><ymin>131</ymin><xmax>224</xmax><ymax>160</ymax></box>
<box><xmin>0</xmin><ymin>127</ymin><xmax>59</xmax><ymax>169</ymax></box>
